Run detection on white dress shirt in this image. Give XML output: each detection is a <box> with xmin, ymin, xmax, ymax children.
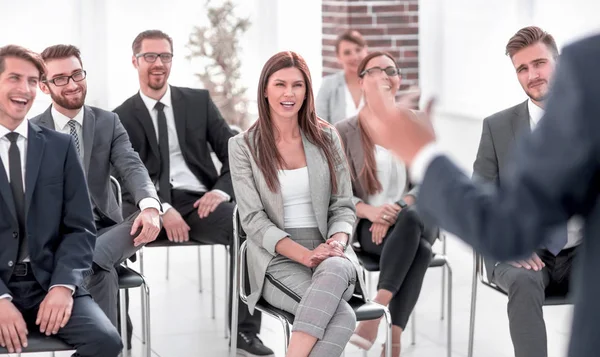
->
<box><xmin>139</xmin><ymin>86</ymin><xmax>229</xmax><ymax>212</ymax></box>
<box><xmin>344</xmin><ymin>83</ymin><xmax>364</xmax><ymax>120</ymax></box>
<box><xmin>0</xmin><ymin>120</ymin><xmax>74</xmax><ymax>300</ymax></box>
<box><xmin>410</xmin><ymin>99</ymin><xmax>581</xmax><ymax>250</ymax></box>
<box><xmin>50</xmin><ymin>106</ymin><xmax>160</xmax><ymax>213</ymax></box>
<box><xmin>279</xmin><ymin>167</ymin><xmax>319</xmax><ymax>229</ymax></box>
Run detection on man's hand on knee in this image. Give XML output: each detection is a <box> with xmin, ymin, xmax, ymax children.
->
<box><xmin>193</xmin><ymin>190</ymin><xmax>227</xmax><ymax>219</ymax></box>
<box><xmin>131</xmin><ymin>207</ymin><xmax>161</xmax><ymax>246</ymax></box>
<box><xmin>508</xmin><ymin>253</ymin><xmax>545</xmax><ymax>271</ymax></box>
<box><xmin>162</xmin><ymin>207</ymin><xmax>191</xmax><ymax>242</ymax></box>
<box><xmin>0</xmin><ymin>299</ymin><xmax>28</xmax><ymax>353</ymax></box>
<box><xmin>36</xmin><ymin>286</ymin><xmax>73</xmax><ymax>336</ymax></box>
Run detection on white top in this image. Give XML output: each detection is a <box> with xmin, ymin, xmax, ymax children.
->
<box><xmin>367</xmin><ymin>145</ymin><xmax>407</xmax><ymax>207</ymax></box>
<box><xmin>279</xmin><ymin>167</ymin><xmax>318</xmax><ymax>229</ymax></box>
<box><xmin>139</xmin><ymin>86</ymin><xmax>229</xmax><ymax>211</ymax></box>
<box><xmin>344</xmin><ymin>82</ymin><xmax>364</xmax><ymax>121</ymax></box>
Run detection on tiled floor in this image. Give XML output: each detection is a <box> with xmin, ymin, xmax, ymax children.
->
<box><xmin>13</xmin><ymin>235</ymin><xmax>573</xmax><ymax>357</ymax></box>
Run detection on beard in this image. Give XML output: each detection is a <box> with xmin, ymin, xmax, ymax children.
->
<box><xmin>147</xmin><ymin>67</ymin><xmax>168</xmax><ymax>91</ymax></box>
<box><xmin>525</xmin><ymin>80</ymin><xmax>549</xmax><ymax>103</ymax></box>
<box><xmin>50</xmin><ymin>86</ymin><xmax>86</xmax><ymax>110</ymax></box>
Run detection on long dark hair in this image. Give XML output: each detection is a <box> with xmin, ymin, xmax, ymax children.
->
<box><xmin>245</xmin><ymin>51</ymin><xmax>342</xmax><ymax>193</ymax></box>
<box><xmin>357</xmin><ymin>51</ymin><xmax>400</xmax><ymax>195</ymax></box>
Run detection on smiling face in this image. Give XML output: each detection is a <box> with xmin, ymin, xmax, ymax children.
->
<box><xmin>0</xmin><ymin>57</ymin><xmax>39</xmax><ymax>128</ymax></box>
<box><xmin>359</xmin><ymin>55</ymin><xmax>401</xmax><ymax>100</ymax></box>
<box><xmin>132</xmin><ymin>38</ymin><xmax>172</xmax><ymax>94</ymax></box>
<box><xmin>511</xmin><ymin>42</ymin><xmax>557</xmax><ymax>106</ymax></box>
<box><xmin>264</xmin><ymin>66</ymin><xmax>307</xmax><ymax>122</ymax></box>
<box><xmin>337</xmin><ymin>39</ymin><xmax>368</xmax><ymax>76</ymax></box>
<box><xmin>40</xmin><ymin>56</ymin><xmax>87</xmax><ymax>111</ymax></box>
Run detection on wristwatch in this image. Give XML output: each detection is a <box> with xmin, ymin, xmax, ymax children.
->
<box><xmin>396</xmin><ymin>198</ymin><xmax>408</xmax><ymax>209</ymax></box>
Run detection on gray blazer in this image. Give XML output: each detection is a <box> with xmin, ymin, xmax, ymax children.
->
<box><xmin>335</xmin><ymin>116</ymin><xmax>419</xmax><ymax>235</ymax></box>
<box><xmin>316</xmin><ymin>71</ymin><xmax>349</xmax><ymax>124</ymax></box>
<box><xmin>31</xmin><ymin>105</ymin><xmax>159</xmax><ymax>225</ymax></box>
<box><xmin>472</xmin><ymin>100</ymin><xmax>530</xmax><ymax>279</ymax></box>
<box><xmin>229</xmin><ymin>127</ymin><xmax>367</xmax><ymax>312</ymax></box>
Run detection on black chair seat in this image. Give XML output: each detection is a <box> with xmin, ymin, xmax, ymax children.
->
<box><xmin>0</xmin><ymin>330</ymin><xmax>73</xmax><ymax>354</ymax></box>
<box><xmin>254</xmin><ymin>296</ymin><xmax>385</xmax><ymax>325</ymax></box>
<box><xmin>354</xmin><ymin>250</ymin><xmax>447</xmax><ymax>271</ymax></box>
<box><xmin>117</xmin><ymin>265</ymin><xmax>144</xmax><ymax>289</ymax></box>
<box><xmin>145</xmin><ymin>239</ymin><xmax>205</xmax><ymax>248</ymax></box>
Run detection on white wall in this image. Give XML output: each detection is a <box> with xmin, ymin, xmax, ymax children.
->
<box><xmin>419</xmin><ymin>0</ymin><xmax>600</xmax><ymax>171</ymax></box>
<box><xmin>0</xmin><ymin>0</ymin><xmax>322</xmax><ymax>122</ymax></box>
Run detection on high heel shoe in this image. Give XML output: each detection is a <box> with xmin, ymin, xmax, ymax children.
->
<box><xmin>349</xmin><ymin>333</ymin><xmax>375</xmax><ymax>350</ymax></box>
<box><xmin>380</xmin><ymin>342</ymin><xmax>401</xmax><ymax>357</ymax></box>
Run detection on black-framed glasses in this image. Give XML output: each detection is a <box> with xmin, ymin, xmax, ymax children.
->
<box><xmin>44</xmin><ymin>70</ymin><xmax>87</xmax><ymax>87</ymax></box>
<box><xmin>135</xmin><ymin>52</ymin><xmax>174</xmax><ymax>63</ymax></box>
<box><xmin>359</xmin><ymin>66</ymin><xmax>401</xmax><ymax>77</ymax></box>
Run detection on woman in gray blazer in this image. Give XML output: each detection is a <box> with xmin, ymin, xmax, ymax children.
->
<box><xmin>336</xmin><ymin>52</ymin><xmax>434</xmax><ymax>357</ymax></box>
<box><xmin>229</xmin><ymin>51</ymin><xmax>367</xmax><ymax>357</ymax></box>
<box><xmin>316</xmin><ymin>30</ymin><xmax>368</xmax><ymax>124</ymax></box>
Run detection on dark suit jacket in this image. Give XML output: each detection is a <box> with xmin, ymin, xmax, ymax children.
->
<box><xmin>113</xmin><ymin>86</ymin><xmax>234</xmax><ymax>216</ymax></box>
<box><xmin>31</xmin><ymin>106</ymin><xmax>158</xmax><ymax>226</ymax></box>
<box><xmin>472</xmin><ymin>100</ymin><xmax>531</xmax><ymax>278</ymax></box>
<box><xmin>417</xmin><ymin>34</ymin><xmax>600</xmax><ymax>357</ymax></box>
<box><xmin>0</xmin><ymin>122</ymin><xmax>96</xmax><ymax>297</ymax></box>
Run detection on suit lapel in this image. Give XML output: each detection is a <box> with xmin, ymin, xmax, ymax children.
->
<box><xmin>170</xmin><ymin>87</ymin><xmax>187</xmax><ymax>151</ymax></box>
<box><xmin>25</xmin><ymin>123</ymin><xmax>44</xmax><ymax>215</ymax></box>
<box><xmin>81</xmin><ymin>106</ymin><xmax>95</xmax><ymax>176</ymax></box>
<box><xmin>133</xmin><ymin>93</ymin><xmax>160</xmax><ymax>160</ymax></box>
<box><xmin>511</xmin><ymin>100</ymin><xmax>531</xmax><ymax>139</ymax></box>
<box><xmin>346</xmin><ymin>118</ymin><xmax>366</xmax><ymax>193</ymax></box>
<box><xmin>302</xmin><ymin>132</ymin><xmax>328</xmax><ymax>238</ymax></box>
<box><xmin>0</xmin><ymin>159</ymin><xmax>17</xmax><ymax>224</ymax></box>
<box><xmin>37</xmin><ymin>106</ymin><xmax>56</xmax><ymax>130</ymax></box>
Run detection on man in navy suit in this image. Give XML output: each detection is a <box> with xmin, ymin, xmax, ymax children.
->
<box><xmin>0</xmin><ymin>45</ymin><xmax>121</xmax><ymax>356</ymax></box>
<box><xmin>360</xmin><ymin>33</ymin><xmax>600</xmax><ymax>357</ymax></box>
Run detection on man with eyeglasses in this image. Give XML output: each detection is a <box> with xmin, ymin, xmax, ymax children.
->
<box><xmin>30</xmin><ymin>44</ymin><xmax>162</xmax><ymax>331</ymax></box>
<box><xmin>114</xmin><ymin>30</ymin><xmax>274</xmax><ymax>357</ymax></box>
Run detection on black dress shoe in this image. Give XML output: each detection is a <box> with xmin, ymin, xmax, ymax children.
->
<box><xmin>237</xmin><ymin>332</ymin><xmax>275</xmax><ymax>357</ymax></box>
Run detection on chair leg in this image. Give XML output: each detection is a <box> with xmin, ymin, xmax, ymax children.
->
<box><xmin>140</xmin><ymin>285</ymin><xmax>147</xmax><ymax>344</ymax></box>
<box><xmin>119</xmin><ymin>288</ymin><xmax>129</xmax><ymax>354</ymax></box>
<box><xmin>139</xmin><ymin>248</ymin><xmax>145</xmax><ymax>276</ymax></box>
<box><xmin>411</xmin><ymin>310</ymin><xmax>416</xmax><ymax>345</ymax></box>
<box><xmin>447</xmin><ymin>263</ymin><xmax>453</xmax><ymax>357</ymax></box>
<box><xmin>142</xmin><ymin>281</ymin><xmax>152</xmax><ymax>357</ymax></box>
<box><xmin>198</xmin><ymin>246</ymin><xmax>203</xmax><ymax>293</ymax></box>
<box><xmin>166</xmin><ymin>247</ymin><xmax>170</xmax><ymax>280</ymax></box>
<box><xmin>382</xmin><ymin>306</ymin><xmax>393</xmax><ymax>357</ymax></box>
<box><xmin>225</xmin><ymin>245</ymin><xmax>230</xmax><ymax>339</ymax></box>
<box><xmin>279</xmin><ymin>315</ymin><xmax>292</xmax><ymax>355</ymax></box>
<box><xmin>229</xmin><ymin>248</ymin><xmax>240</xmax><ymax>357</ymax></box>
<box><xmin>468</xmin><ymin>258</ymin><xmax>478</xmax><ymax>357</ymax></box>
<box><xmin>441</xmin><ymin>236</ymin><xmax>447</xmax><ymax>320</ymax></box>
<box><xmin>211</xmin><ymin>245</ymin><xmax>216</xmax><ymax>319</ymax></box>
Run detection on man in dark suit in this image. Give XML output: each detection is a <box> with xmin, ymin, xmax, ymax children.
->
<box><xmin>113</xmin><ymin>30</ymin><xmax>273</xmax><ymax>357</ymax></box>
<box><xmin>30</xmin><ymin>44</ymin><xmax>161</xmax><ymax>328</ymax></box>
<box><xmin>0</xmin><ymin>45</ymin><xmax>122</xmax><ymax>356</ymax></box>
<box><xmin>472</xmin><ymin>27</ymin><xmax>579</xmax><ymax>357</ymax></box>
<box><xmin>360</xmin><ymin>32</ymin><xmax>600</xmax><ymax>357</ymax></box>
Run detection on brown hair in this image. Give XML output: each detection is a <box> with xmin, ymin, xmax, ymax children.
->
<box><xmin>357</xmin><ymin>51</ymin><xmax>400</xmax><ymax>195</ymax></box>
<box><xmin>0</xmin><ymin>45</ymin><xmax>45</xmax><ymax>79</ymax></box>
<box><xmin>132</xmin><ymin>30</ymin><xmax>174</xmax><ymax>55</ymax></box>
<box><xmin>245</xmin><ymin>51</ymin><xmax>343</xmax><ymax>193</ymax></box>
<box><xmin>505</xmin><ymin>26</ymin><xmax>558</xmax><ymax>59</ymax></box>
<box><xmin>335</xmin><ymin>30</ymin><xmax>367</xmax><ymax>54</ymax></box>
<box><xmin>40</xmin><ymin>44</ymin><xmax>83</xmax><ymax>66</ymax></box>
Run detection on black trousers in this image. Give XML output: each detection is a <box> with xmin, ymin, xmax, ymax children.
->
<box><xmin>7</xmin><ymin>266</ymin><xmax>122</xmax><ymax>357</ymax></box>
<box><xmin>156</xmin><ymin>189</ymin><xmax>261</xmax><ymax>334</ymax></box>
<box><xmin>357</xmin><ymin>207</ymin><xmax>434</xmax><ymax>329</ymax></box>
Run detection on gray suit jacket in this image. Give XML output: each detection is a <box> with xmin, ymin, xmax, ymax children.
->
<box><xmin>229</xmin><ymin>126</ymin><xmax>367</xmax><ymax>312</ymax></box>
<box><xmin>472</xmin><ymin>100</ymin><xmax>530</xmax><ymax>279</ymax></box>
<box><xmin>316</xmin><ymin>71</ymin><xmax>348</xmax><ymax>124</ymax></box>
<box><xmin>335</xmin><ymin>116</ymin><xmax>418</xmax><ymax>235</ymax></box>
<box><xmin>31</xmin><ymin>105</ymin><xmax>158</xmax><ymax>225</ymax></box>
<box><xmin>417</xmin><ymin>34</ymin><xmax>600</xmax><ymax>357</ymax></box>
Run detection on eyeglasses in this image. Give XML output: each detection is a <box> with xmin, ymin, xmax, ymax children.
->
<box><xmin>44</xmin><ymin>70</ymin><xmax>87</xmax><ymax>87</ymax></box>
<box><xmin>135</xmin><ymin>52</ymin><xmax>174</xmax><ymax>63</ymax></box>
<box><xmin>359</xmin><ymin>66</ymin><xmax>401</xmax><ymax>77</ymax></box>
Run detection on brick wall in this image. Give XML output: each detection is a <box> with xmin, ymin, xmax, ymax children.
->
<box><xmin>322</xmin><ymin>0</ymin><xmax>419</xmax><ymax>91</ymax></box>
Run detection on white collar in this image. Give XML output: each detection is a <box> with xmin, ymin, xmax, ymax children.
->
<box><xmin>139</xmin><ymin>85</ymin><xmax>172</xmax><ymax>113</ymax></box>
<box><xmin>51</xmin><ymin>105</ymin><xmax>85</xmax><ymax>131</ymax></box>
<box><xmin>0</xmin><ymin>119</ymin><xmax>29</xmax><ymax>140</ymax></box>
<box><xmin>528</xmin><ymin>99</ymin><xmax>545</xmax><ymax>128</ymax></box>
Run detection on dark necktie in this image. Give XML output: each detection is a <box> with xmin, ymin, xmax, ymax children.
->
<box><xmin>6</xmin><ymin>132</ymin><xmax>28</xmax><ymax>262</ymax></box>
<box><xmin>155</xmin><ymin>102</ymin><xmax>171</xmax><ymax>203</ymax></box>
<box><xmin>67</xmin><ymin>120</ymin><xmax>81</xmax><ymax>158</ymax></box>
<box><xmin>546</xmin><ymin>224</ymin><xmax>568</xmax><ymax>256</ymax></box>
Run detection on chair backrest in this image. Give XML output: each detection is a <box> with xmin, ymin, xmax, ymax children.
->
<box><xmin>473</xmin><ymin>251</ymin><xmax>506</xmax><ymax>295</ymax></box>
<box><xmin>110</xmin><ymin>175</ymin><xmax>122</xmax><ymax>209</ymax></box>
<box><xmin>232</xmin><ymin>205</ymin><xmax>251</xmax><ymax>300</ymax></box>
